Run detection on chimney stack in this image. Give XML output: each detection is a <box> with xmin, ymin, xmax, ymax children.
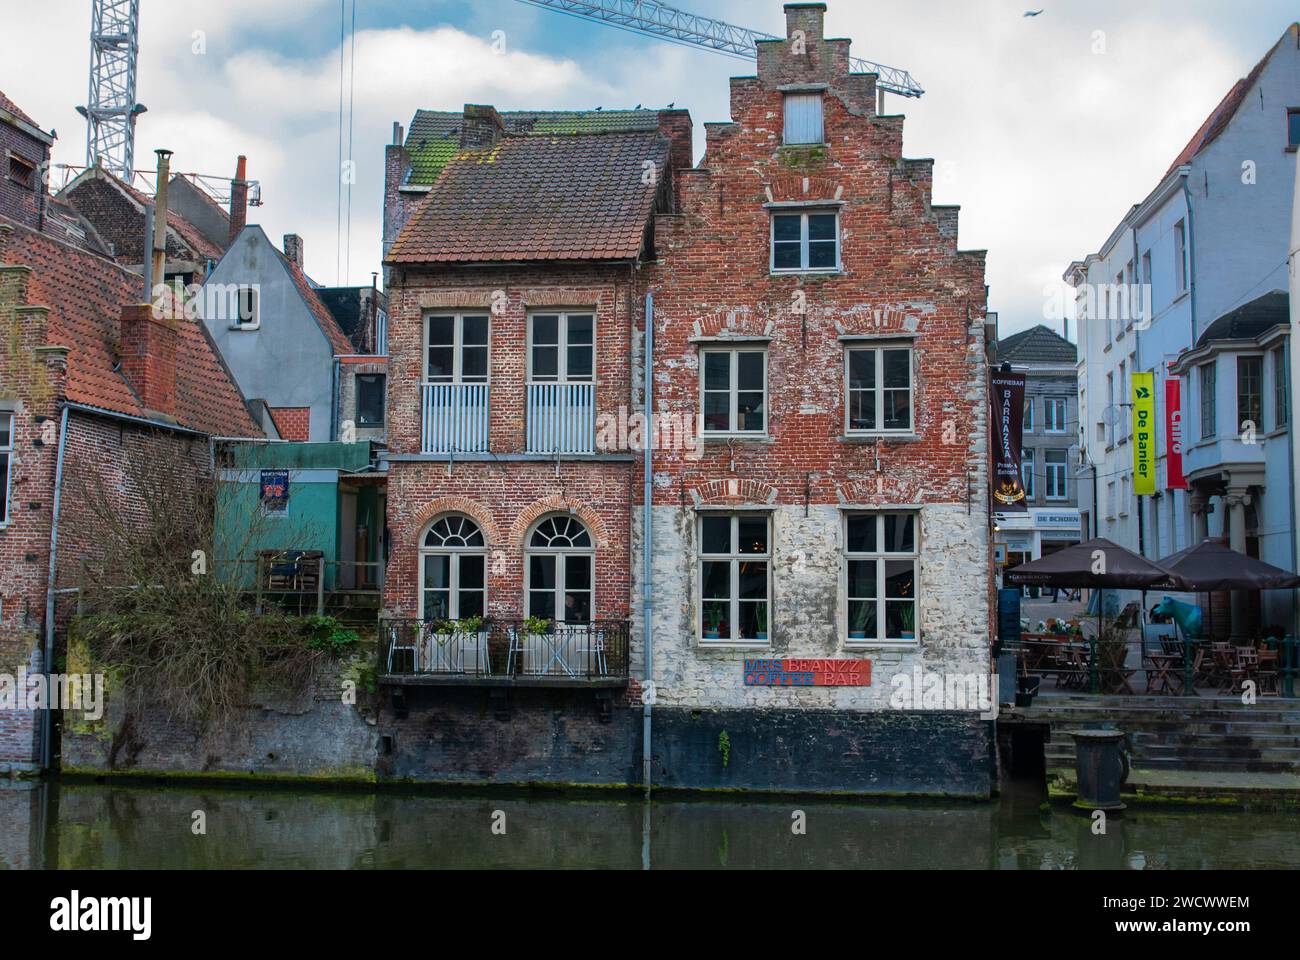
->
<box><xmin>459</xmin><ymin>105</ymin><xmax>504</xmax><ymax>150</ymax></box>
<box><xmin>785</xmin><ymin>2</ymin><xmax>827</xmax><ymax>42</ymax></box>
<box><xmin>119</xmin><ymin>304</ymin><xmax>179</xmax><ymax>417</ymax></box>
<box><xmin>393</xmin><ymin>121</ymin><xmax>405</xmax><ymax>146</ymax></box>
<box><xmin>151</xmin><ymin>149</ymin><xmax>173</xmax><ymax>288</ymax></box>
<box><xmin>283</xmin><ymin>234</ymin><xmax>304</xmax><ymax>268</ymax></box>
<box><xmin>228</xmin><ymin>155</ymin><xmax>248</xmax><ymax>247</ymax></box>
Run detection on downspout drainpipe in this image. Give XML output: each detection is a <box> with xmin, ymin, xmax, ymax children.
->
<box><xmin>642</xmin><ymin>289</ymin><xmax>654</xmax><ymax>799</ymax></box>
<box><xmin>41</xmin><ymin>405</ymin><xmax>71</xmax><ymax>771</ymax></box>
<box><xmin>1286</xmin><ymin>146</ymin><xmax>1300</xmax><ymax>640</ymax></box>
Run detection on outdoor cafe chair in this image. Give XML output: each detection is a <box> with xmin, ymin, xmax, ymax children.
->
<box><xmin>1229</xmin><ymin>646</ymin><xmax>1260</xmax><ymax>696</ymax></box>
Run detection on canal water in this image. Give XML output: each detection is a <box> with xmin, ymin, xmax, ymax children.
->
<box><xmin>2</xmin><ymin>779</ymin><xmax>1297</xmax><ymax>869</ymax></box>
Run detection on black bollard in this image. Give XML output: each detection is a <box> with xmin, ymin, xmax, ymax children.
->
<box><xmin>1071</xmin><ymin>729</ymin><xmax>1129</xmax><ymax>811</ymax></box>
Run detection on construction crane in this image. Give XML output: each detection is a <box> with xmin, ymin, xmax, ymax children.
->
<box><xmin>513</xmin><ymin>0</ymin><xmax>924</xmax><ymax>98</ymax></box>
<box><xmin>76</xmin><ymin>0</ymin><xmax>146</xmax><ymax>178</ymax></box>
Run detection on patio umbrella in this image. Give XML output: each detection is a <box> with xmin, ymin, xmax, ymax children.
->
<box><xmin>1157</xmin><ymin>539</ymin><xmax>1300</xmax><ymax>592</ymax></box>
<box><xmin>1003</xmin><ymin>538</ymin><xmax>1179</xmax><ymax>589</ymax></box>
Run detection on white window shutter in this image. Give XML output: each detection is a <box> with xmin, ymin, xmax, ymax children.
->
<box><xmin>783</xmin><ymin>94</ymin><xmax>824</xmax><ymax>145</ymax></box>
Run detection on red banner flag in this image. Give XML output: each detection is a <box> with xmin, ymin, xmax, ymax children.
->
<box><xmin>1166</xmin><ymin>377</ymin><xmax>1187</xmax><ymax>490</ymax></box>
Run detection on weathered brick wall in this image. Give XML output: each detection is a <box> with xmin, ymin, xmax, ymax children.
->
<box><xmin>384</xmin><ymin>265</ymin><xmax>637</xmax><ymax>456</ymax></box>
<box><xmin>0</xmin><ymin>234</ymin><xmax>64</xmax><ymax>764</ymax></box>
<box><xmin>0</xmin><ymin>119</ymin><xmax>48</xmax><ymax>230</ymax></box>
<box><xmin>635</xmin><ymin>5</ymin><xmax>991</xmax><ymax>709</ymax></box>
<box><xmin>384</xmin><ymin>462</ymin><xmax>633</xmax><ymax>621</ymax></box>
<box><xmin>383</xmin><ymin>264</ymin><xmax>640</xmax><ymax>621</ymax></box>
<box><xmin>56</xmin><ymin>412</ymin><xmax>213</xmax><ymax>591</ymax></box>
<box><xmin>63</xmin><ymin>174</ymin><xmax>206</xmax><ymax>267</ymax></box>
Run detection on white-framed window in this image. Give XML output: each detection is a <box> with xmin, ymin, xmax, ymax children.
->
<box><xmin>1199</xmin><ymin>361</ymin><xmax>1216</xmax><ymax>440</ymax></box>
<box><xmin>771</xmin><ymin>210</ymin><xmax>839</xmax><ymax>272</ymax></box>
<box><xmin>845</xmin><ymin>345</ymin><xmax>913</xmax><ymax>434</ymax></box>
<box><xmin>1045</xmin><ymin>450</ymin><xmax>1068</xmax><ymax>501</ymax></box>
<box><xmin>0</xmin><ymin>413</ymin><xmax>12</xmax><ymax>526</ymax></box>
<box><xmin>528</xmin><ymin>312</ymin><xmax>594</xmax><ymax>384</ymax></box>
<box><xmin>844</xmin><ymin>512</ymin><xmax>919</xmax><ymax>645</ymax></box>
<box><xmin>420</xmin><ymin>515</ymin><xmax>487</xmax><ymax>622</ymax></box>
<box><xmin>1106</xmin><ymin>480</ymin><xmax>1117</xmax><ymax>521</ymax></box>
<box><xmin>1274</xmin><ymin>347</ymin><xmax>1289</xmax><ymax>430</ymax></box>
<box><xmin>1021</xmin><ymin>449</ymin><xmax>1035</xmax><ymax>500</ymax></box>
<box><xmin>783</xmin><ymin>93</ymin><xmax>824</xmax><ymax>145</ymax></box>
<box><xmin>699</xmin><ymin>513</ymin><xmax>771</xmax><ymax>644</ymax></box>
<box><xmin>1023</xmin><ymin>397</ymin><xmax>1035</xmax><ymax>433</ymax></box>
<box><xmin>701</xmin><ymin>347</ymin><xmax>766</xmax><ymax>435</ymax></box>
<box><xmin>425</xmin><ymin>313</ymin><xmax>489</xmax><ymax>383</ymax></box>
<box><xmin>526</xmin><ymin>515</ymin><xmax>593</xmax><ymax>624</ymax></box>
<box><xmin>232</xmin><ymin>286</ymin><xmax>259</xmax><ymax>330</ymax></box>
<box><xmin>1120</xmin><ymin>475</ymin><xmax>1131</xmax><ymax>516</ymax></box>
<box><xmin>1237</xmin><ymin>354</ymin><xmax>1263</xmax><ymax>435</ymax></box>
<box><xmin>1045</xmin><ymin>397</ymin><xmax>1067</xmax><ymax>433</ymax></box>
<box><xmin>1175</xmin><ymin>219</ymin><xmax>1188</xmax><ymax>294</ymax></box>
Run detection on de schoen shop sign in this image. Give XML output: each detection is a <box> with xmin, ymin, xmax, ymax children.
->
<box><xmin>744</xmin><ymin>659</ymin><xmax>873</xmax><ymax>687</ymax></box>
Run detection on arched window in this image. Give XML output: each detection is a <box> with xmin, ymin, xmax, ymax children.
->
<box><xmin>420</xmin><ymin>515</ymin><xmax>486</xmax><ymax>622</ymax></box>
<box><xmin>526</xmin><ymin>515</ymin><xmax>593</xmax><ymax>624</ymax></box>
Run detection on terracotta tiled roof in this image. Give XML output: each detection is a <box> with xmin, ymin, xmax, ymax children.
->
<box><xmin>388</xmin><ymin>132</ymin><xmax>668</xmax><ymax>264</ymax></box>
<box><xmin>275</xmin><ymin>248</ymin><xmax>358</xmax><ymax>357</ymax></box>
<box><xmin>1</xmin><ymin>216</ymin><xmax>261</xmax><ymax>437</ymax></box>
<box><xmin>0</xmin><ymin>88</ymin><xmax>44</xmax><ymax>133</ymax></box>
<box><xmin>1161</xmin><ymin>34</ymin><xmax>1281</xmax><ymax>179</ymax></box>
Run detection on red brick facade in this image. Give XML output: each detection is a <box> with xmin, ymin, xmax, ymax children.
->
<box><xmin>381</xmin><ymin>267</ymin><xmax>645</xmax><ymax>622</ymax></box>
<box><xmin>270</xmin><ymin>407</ymin><xmax>311</xmax><ymax>443</ymax></box>
<box><xmin>381</xmin><ymin>3</ymin><xmax>990</xmax><ymax>694</ymax></box>
<box><xmin>644</xmin><ymin>4</ymin><xmax>988</xmax><ymax>509</ymax></box>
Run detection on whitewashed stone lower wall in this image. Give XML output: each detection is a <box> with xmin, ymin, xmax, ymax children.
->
<box><xmin>631</xmin><ymin>502</ymin><xmax>990</xmax><ymax>710</ymax></box>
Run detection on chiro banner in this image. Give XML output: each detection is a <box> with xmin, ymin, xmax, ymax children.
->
<box><xmin>1133</xmin><ymin>372</ymin><xmax>1156</xmax><ymax>496</ymax></box>
<box><xmin>989</xmin><ymin>370</ymin><xmax>1028</xmax><ymax>512</ymax></box>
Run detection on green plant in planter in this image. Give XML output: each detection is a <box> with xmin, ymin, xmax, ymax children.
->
<box><xmin>523</xmin><ymin>615</ymin><xmax>552</xmax><ymax>637</ymax></box>
<box><xmin>849</xmin><ymin>604</ymin><xmax>872</xmax><ymax>639</ymax></box>
<box><xmin>459</xmin><ymin>615</ymin><xmax>485</xmax><ymax>635</ymax></box>
<box><xmin>429</xmin><ymin>618</ymin><xmax>456</xmax><ymax>637</ymax></box>
<box><xmin>898</xmin><ymin>605</ymin><xmax>916</xmax><ymax>639</ymax></box>
<box><xmin>704</xmin><ymin>606</ymin><xmax>723</xmax><ymax>638</ymax></box>
<box><xmin>755</xmin><ymin>605</ymin><xmax>768</xmax><ymax>640</ymax></box>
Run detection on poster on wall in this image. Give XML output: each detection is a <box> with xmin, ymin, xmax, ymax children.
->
<box><xmin>989</xmin><ymin>370</ymin><xmax>1028</xmax><ymax>512</ymax></box>
<box><xmin>260</xmin><ymin>470</ymin><xmax>290</xmax><ymax>515</ymax></box>
<box><xmin>1165</xmin><ymin>376</ymin><xmax>1187</xmax><ymax>490</ymax></box>
<box><xmin>1133</xmin><ymin>372</ymin><xmax>1156</xmax><ymax>496</ymax></box>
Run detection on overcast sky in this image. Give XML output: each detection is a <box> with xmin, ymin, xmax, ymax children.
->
<box><xmin>4</xmin><ymin>0</ymin><xmax>1297</xmax><ymax>337</ymax></box>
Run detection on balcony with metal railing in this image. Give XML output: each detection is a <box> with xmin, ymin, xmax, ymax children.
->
<box><xmin>421</xmin><ymin>382</ymin><xmax>490</xmax><ymax>454</ymax></box>
<box><xmin>380</xmin><ymin>618</ymin><xmax>629</xmax><ymax>687</ymax></box>
<box><xmin>526</xmin><ymin>382</ymin><xmax>596</xmax><ymax>454</ymax></box>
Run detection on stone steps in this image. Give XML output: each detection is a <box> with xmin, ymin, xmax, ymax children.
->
<box><xmin>1026</xmin><ymin>696</ymin><xmax>1300</xmax><ymax>776</ymax></box>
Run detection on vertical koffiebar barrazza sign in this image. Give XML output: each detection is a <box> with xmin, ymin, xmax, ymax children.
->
<box><xmin>989</xmin><ymin>370</ymin><xmax>1028</xmax><ymax>512</ymax></box>
<box><xmin>1133</xmin><ymin>372</ymin><xmax>1155</xmax><ymax>496</ymax></box>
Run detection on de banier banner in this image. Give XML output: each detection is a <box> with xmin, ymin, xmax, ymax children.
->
<box><xmin>990</xmin><ymin>370</ymin><xmax>1028</xmax><ymax>512</ymax></box>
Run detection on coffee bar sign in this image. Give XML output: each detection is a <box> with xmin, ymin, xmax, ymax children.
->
<box><xmin>744</xmin><ymin>659</ymin><xmax>873</xmax><ymax>687</ymax></box>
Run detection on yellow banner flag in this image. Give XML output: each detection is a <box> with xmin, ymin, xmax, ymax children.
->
<box><xmin>1133</xmin><ymin>372</ymin><xmax>1156</xmax><ymax>496</ymax></box>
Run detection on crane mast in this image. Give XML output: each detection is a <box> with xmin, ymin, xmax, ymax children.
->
<box><xmin>513</xmin><ymin>0</ymin><xmax>923</xmax><ymax>98</ymax></box>
<box><xmin>79</xmin><ymin>0</ymin><xmax>144</xmax><ymax>178</ymax></box>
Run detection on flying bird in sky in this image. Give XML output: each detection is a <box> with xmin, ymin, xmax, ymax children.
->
<box><xmin>1024</xmin><ymin>9</ymin><xmax>1044</xmax><ymax>16</ymax></box>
